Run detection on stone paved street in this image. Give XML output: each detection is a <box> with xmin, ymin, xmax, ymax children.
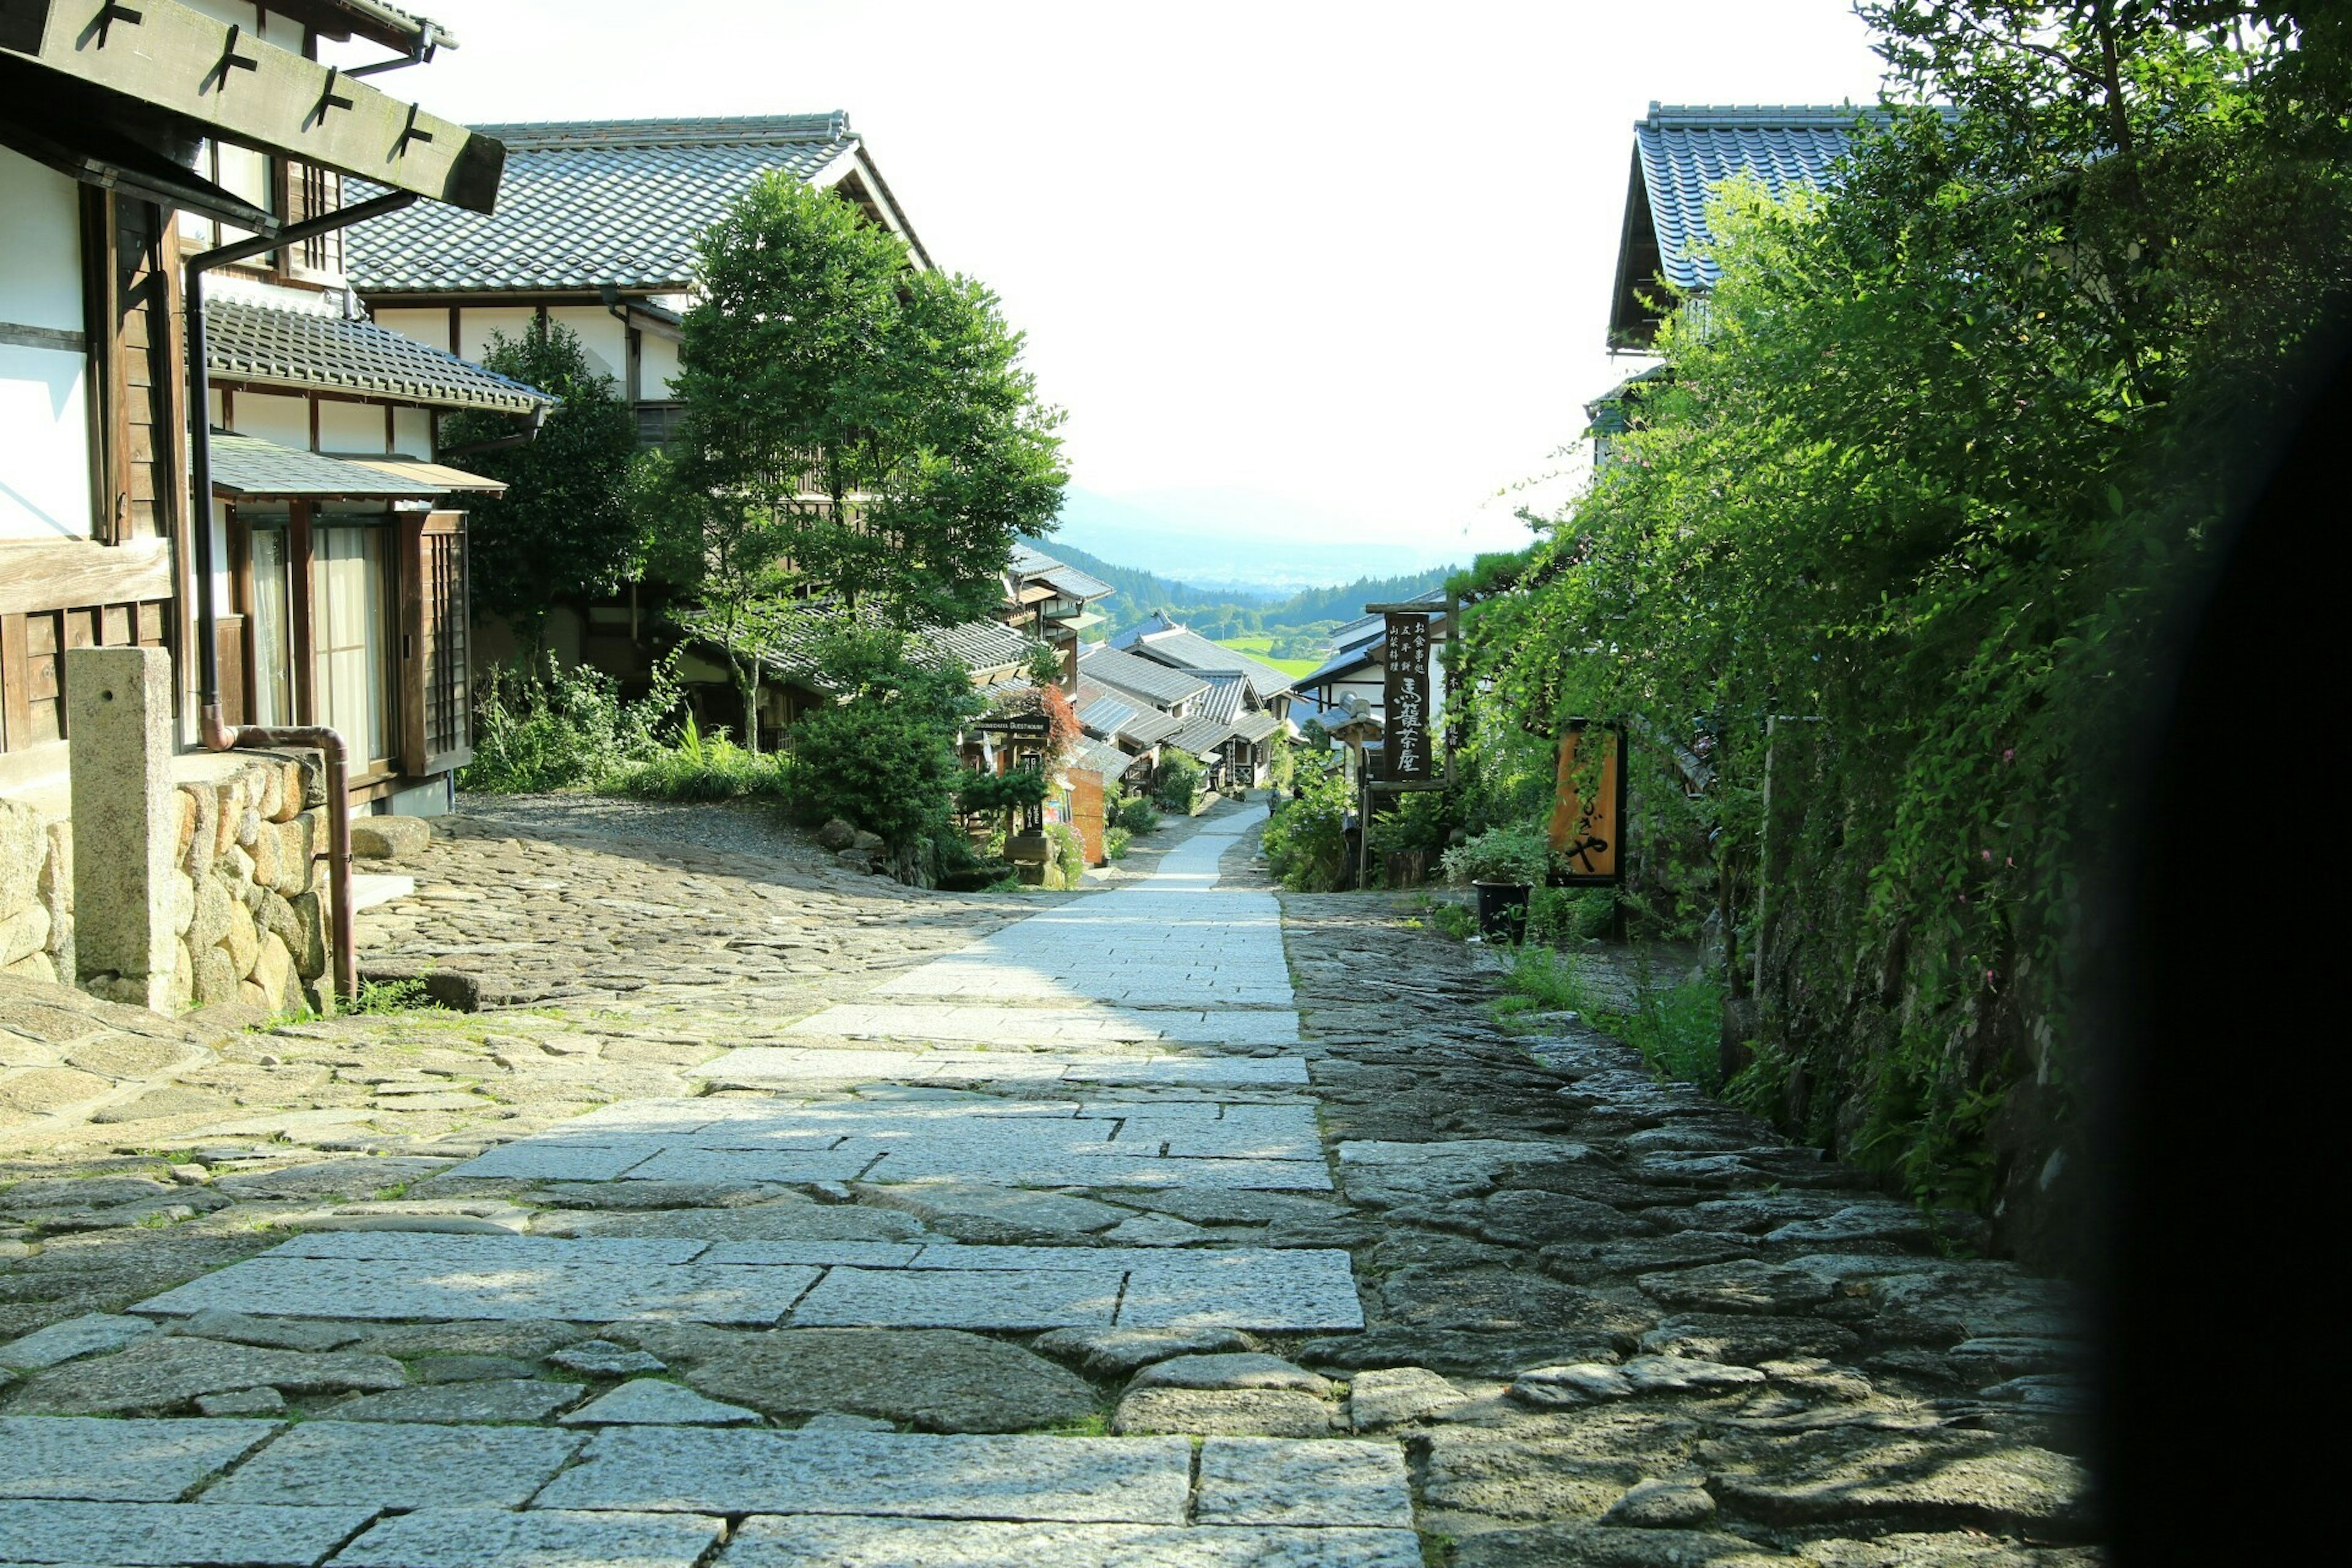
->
<box><xmin>0</xmin><ymin>799</ymin><xmax>2098</xmax><ymax>1565</ymax></box>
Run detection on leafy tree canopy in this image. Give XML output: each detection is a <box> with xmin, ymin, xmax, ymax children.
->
<box><xmin>439</xmin><ymin>319</ymin><xmax>646</xmax><ymax>642</ymax></box>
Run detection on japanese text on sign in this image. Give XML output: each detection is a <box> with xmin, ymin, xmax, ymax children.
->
<box><xmin>1384</xmin><ymin>613</ymin><xmax>1434</xmax><ymax>782</ymax></box>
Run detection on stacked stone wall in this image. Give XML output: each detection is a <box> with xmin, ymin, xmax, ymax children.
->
<box><xmin>160</xmin><ymin>755</ymin><xmax>332</xmax><ymax>1016</ymax></box>
<box><xmin>0</xmin><ymin>802</ymin><xmax>73</xmax><ymax>986</ymax></box>
<box><xmin>1</xmin><ymin>752</ymin><xmax>333</xmax><ymax>1018</ymax></box>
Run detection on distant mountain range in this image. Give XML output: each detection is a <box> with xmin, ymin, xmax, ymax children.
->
<box><xmin>1047</xmin><ymin>487</ymin><xmax>1454</xmax><ymax>595</ymax></box>
<box><xmin>1022</xmin><ymin>535</ymin><xmax>1455</xmax><ymax>640</ymax></box>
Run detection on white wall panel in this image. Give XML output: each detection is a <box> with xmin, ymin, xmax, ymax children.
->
<box><xmin>0</xmin><ymin>346</ymin><xmax>92</xmax><ymax>541</ymax></box>
<box><xmin>318</xmin><ymin>401</ymin><xmax>388</xmax><ymax>455</ymax></box>
<box><xmin>375</xmin><ymin>308</ymin><xmax>451</xmax><ymax>354</ymax></box>
<box><xmin>0</xmin><ymin>151</ymin><xmax>85</xmax><ymax>330</ymax></box>
<box><xmin>548</xmin><ymin>306</ymin><xmax>627</xmax><ymax>388</ymax></box>
<box><xmin>459</xmin><ymin>307</ymin><xmax>537</xmax><ymax>366</ymax></box>
<box><xmin>228</xmin><ymin>391</ymin><xmax>309</xmax><ymax>450</ymax></box>
<box><xmin>393</xmin><ymin>405</ymin><xmax>433</xmax><ymax>458</ymax></box>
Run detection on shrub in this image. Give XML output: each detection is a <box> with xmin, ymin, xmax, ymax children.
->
<box><xmin>1114</xmin><ymin>796</ymin><xmax>1161</xmax><ymax>835</ymax></box>
<box><xmin>462</xmin><ymin>654</ymin><xmax>669</xmax><ymax>793</ymax></box>
<box><xmin>1153</xmin><ymin>752</ymin><xmax>1204</xmax><ymax>814</ymax></box>
<box><xmin>1261</xmin><ymin>771</ymin><xmax>1353</xmax><ymax>891</ymax></box>
<box><xmin>1526</xmin><ymin>885</ymin><xmax>1616</xmax><ymax>945</ymax></box>
<box><xmin>1494</xmin><ymin>947</ymin><xmax>1723</xmax><ymax>1090</ymax></box>
<box><xmin>614</xmin><ymin>711</ymin><xmax>790</xmax><ymax>802</ymax></box>
<box><xmin>785</xmin><ymin>624</ymin><xmax>980</xmax><ymax>847</ymax></box>
<box><xmin>791</xmin><ymin>700</ymin><xmax>962</xmax><ymax>845</ymax></box>
<box><xmin>1106</xmin><ymin>825</ymin><xmax>1133</xmax><ymax>860</ymax></box>
<box><xmin>1439</xmin><ymin>824</ymin><xmax>1551</xmax><ymax>886</ymax></box>
<box><xmin>1430</xmin><ymin>902</ymin><xmax>1478</xmax><ymax>941</ymax></box>
<box><xmin>1046</xmin><ymin>821</ymin><xmax>1087</xmax><ymax>886</ymax></box>
<box><xmin>956</xmin><ymin>767</ymin><xmax>1047</xmax><ymax>839</ymax></box>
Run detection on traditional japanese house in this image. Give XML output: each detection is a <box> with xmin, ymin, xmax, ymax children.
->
<box><xmin>1293</xmin><ymin>589</ymin><xmax>1451</xmax><ymax>746</ymax></box>
<box><xmin>344</xmin><ymin>113</ymin><xmax>932</xmax><ymax>689</ymax></box>
<box><xmin>999</xmin><ymin>543</ymin><xmax>1114</xmax><ymax>692</ymax></box>
<box><xmin>1106</xmin><ymin>612</ymin><xmax>1294</xmax><ymax>788</ymax></box>
<box><xmin>1591</xmin><ymin>104</ymin><xmax>1857</xmax><ymax>471</ymax></box>
<box><xmin>2</xmin><ymin>0</ymin><xmax>533</xmax><ymax>818</ymax></box>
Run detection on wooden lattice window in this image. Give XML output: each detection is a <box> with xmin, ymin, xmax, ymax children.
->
<box><xmin>398</xmin><ymin>512</ymin><xmax>471</xmax><ymax>777</ymax></box>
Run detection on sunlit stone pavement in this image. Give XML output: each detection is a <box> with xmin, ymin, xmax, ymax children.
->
<box><xmin>2</xmin><ymin>798</ymin><xmax>2100</xmax><ymax>1565</ymax></box>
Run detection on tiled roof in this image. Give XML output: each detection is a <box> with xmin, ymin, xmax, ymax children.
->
<box><xmin>1164</xmin><ymin>716</ymin><xmax>1234</xmax><ymax>758</ymax></box>
<box><xmin>1008</xmin><ymin>542</ymin><xmax>1060</xmax><ymax>576</ymax></box>
<box><xmin>1112</xmin><ymin>707</ymin><xmax>1183</xmax><ymax>747</ymax></box>
<box><xmin>1078</xmin><ymin>645</ymin><xmax>1210</xmax><ymax>709</ymax></box>
<box><xmin>1127</xmin><ymin>625</ymin><xmax>1296</xmax><ymax>699</ymax></box>
<box><xmin>744</xmin><ymin>601</ymin><xmax>1038</xmax><ymax>686</ymax></box>
<box><xmin>1071</xmin><ymin>738</ymin><xmax>1137</xmax><ymax>779</ymax></box>
<box><xmin>1076</xmin><ymin>688</ymin><xmax>1139</xmax><ymax>737</ymax></box>
<box><xmin>922</xmin><ymin>617</ymin><xmax>1039</xmax><ymax>676</ymax></box>
<box><xmin>1196</xmin><ymin>676</ymin><xmax>1245</xmax><ymax>726</ymax></box>
<box><xmin>205</xmin><ymin>296</ymin><xmax>552</xmax><ymax>414</ymax></box>
<box><xmin>1230</xmin><ymin>710</ymin><xmax>1282</xmax><ymax>745</ymax></box>
<box><xmin>1036</xmin><ymin>563</ymin><xmax>1115</xmax><ymax>602</ymax></box>
<box><xmin>209</xmin><ymin>432</ymin><xmax>453</xmax><ymax>499</ymax></box>
<box><xmin>345</xmin><ymin>115</ymin><xmax>861</xmax><ymax>295</ymax></box>
<box><xmin>1635</xmin><ymin>105</ymin><xmax>1858</xmax><ymax>293</ymax></box>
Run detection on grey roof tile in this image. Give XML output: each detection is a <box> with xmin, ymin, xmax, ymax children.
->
<box><xmin>1077</xmin><ymin>646</ymin><xmax>1210</xmax><ymax>709</ymax></box>
<box><xmin>206</xmin><ymin>296</ymin><xmax>551</xmax><ymax>413</ymax></box>
<box><xmin>1634</xmin><ymin>105</ymin><xmax>1860</xmax><ymax>292</ymax></box>
<box><xmin>1165</xmin><ymin>716</ymin><xmax>1235</xmax><ymax>757</ymax></box>
<box><xmin>209</xmin><ymin>432</ymin><xmax>451</xmax><ymax>498</ymax></box>
<box><xmin>744</xmin><ymin>601</ymin><xmax>1037</xmax><ymax>687</ymax></box>
<box><xmin>1035</xmin><ymin>563</ymin><xmax>1115</xmax><ymax>602</ymax></box>
<box><xmin>1072</xmin><ymin>738</ymin><xmax>1138</xmax><ymax>778</ymax></box>
<box><xmin>1126</xmin><ymin>625</ymin><xmax>1296</xmax><ymax>699</ymax></box>
<box><xmin>347</xmin><ymin>115</ymin><xmax>860</xmax><ymax>295</ymax></box>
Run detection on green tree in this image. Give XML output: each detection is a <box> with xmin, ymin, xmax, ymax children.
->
<box><xmin>786</xmin><ymin>623</ymin><xmax>982</xmax><ymax>848</ymax></box>
<box><xmin>1460</xmin><ymin>4</ymin><xmax>2349</xmax><ymax>1214</ymax></box>
<box><xmin>437</xmin><ymin>319</ymin><xmax>644</xmax><ymax>644</ymax></box>
<box><xmin>645</xmin><ymin>175</ymin><xmax>1066</xmax><ymax>746</ymax></box>
<box><xmin>438</xmin><ymin>319</ymin><xmax>646</xmax><ymax>646</ymax></box>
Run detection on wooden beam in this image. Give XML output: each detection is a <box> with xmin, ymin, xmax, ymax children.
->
<box><xmin>0</xmin><ymin>538</ymin><xmax>173</xmax><ymax>616</ymax></box>
<box><xmin>8</xmin><ymin>0</ymin><xmax>504</xmax><ymax>213</ymax></box>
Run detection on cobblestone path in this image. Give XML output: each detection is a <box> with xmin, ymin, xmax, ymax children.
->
<box><xmin>0</xmin><ymin>801</ymin><xmax>2100</xmax><ymax>1566</ymax></box>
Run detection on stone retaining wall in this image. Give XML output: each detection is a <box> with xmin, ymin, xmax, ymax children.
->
<box><xmin>1</xmin><ymin>752</ymin><xmax>332</xmax><ymax>1018</ymax></box>
<box><xmin>0</xmin><ymin>802</ymin><xmax>72</xmax><ymax>988</ymax></box>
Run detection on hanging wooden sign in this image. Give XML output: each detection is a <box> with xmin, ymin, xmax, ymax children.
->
<box><xmin>1547</xmin><ymin>722</ymin><xmax>1626</xmax><ymax>884</ymax></box>
<box><xmin>1382</xmin><ymin>612</ymin><xmax>1434</xmax><ymax>782</ymax></box>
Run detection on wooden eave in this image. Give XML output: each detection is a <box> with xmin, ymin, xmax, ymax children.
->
<box><xmin>0</xmin><ymin>0</ymin><xmax>503</xmax><ymax>214</ymax></box>
<box><xmin>1607</xmin><ymin>145</ymin><xmax>1666</xmax><ymax>350</ymax></box>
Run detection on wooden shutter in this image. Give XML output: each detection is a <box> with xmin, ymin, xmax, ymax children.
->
<box><xmin>283</xmin><ymin>161</ymin><xmax>343</xmax><ymax>282</ymax></box>
<box><xmin>398</xmin><ymin>511</ymin><xmax>472</xmax><ymax>777</ymax></box>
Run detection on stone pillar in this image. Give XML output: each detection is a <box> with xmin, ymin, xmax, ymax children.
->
<box><xmin>66</xmin><ymin>646</ymin><xmax>178</xmax><ymax>1009</ymax></box>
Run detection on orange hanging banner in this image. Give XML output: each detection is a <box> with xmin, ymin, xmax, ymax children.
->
<box><xmin>1547</xmin><ymin>723</ymin><xmax>1626</xmax><ymax>884</ymax></box>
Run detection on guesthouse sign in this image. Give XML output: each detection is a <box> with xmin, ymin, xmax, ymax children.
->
<box><xmin>1547</xmin><ymin>722</ymin><xmax>1626</xmax><ymax>884</ymax></box>
<box><xmin>1382</xmin><ymin>612</ymin><xmax>1434</xmax><ymax>783</ymax></box>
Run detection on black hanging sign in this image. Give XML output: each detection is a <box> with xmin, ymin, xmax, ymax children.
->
<box><xmin>1383</xmin><ymin>612</ymin><xmax>1434</xmax><ymax>782</ymax></box>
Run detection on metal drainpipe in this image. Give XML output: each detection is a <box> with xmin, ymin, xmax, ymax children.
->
<box><xmin>186</xmin><ymin>191</ymin><xmax>418</xmax><ymax>1004</ymax></box>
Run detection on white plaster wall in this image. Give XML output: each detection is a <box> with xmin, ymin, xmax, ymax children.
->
<box><xmin>459</xmin><ymin>307</ymin><xmax>537</xmax><ymax>366</ymax></box>
<box><xmin>640</xmin><ymin>331</ymin><xmax>684</xmax><ymax>398</ymax></box>
<box><xmin>374</xmin><ymin>308</ymin><xmax>451</xmax><ymax>354</ymax></box>
<box><xmin>548</xmin><ymin>307</ymin><xmax>627</xmax><ymax>389</ymax></box>
<box><xmin>317</xmin><ymin>401</ymin><xmax>388</xmax><ymax>456</ymax></box>
<box><xmin>0</xmin><ymin>151</ymin><xmax>93</xmax><ymax>541</ymax></box>
<box><xmin>393</xmin><ymin>405</ymin><xmax>433</xmax><ymax>458</ymax></box>
<box><xmin>228</xmin><ymin>392</ymin><xmax>309</xmax><ymax>451</ymax></box>
<box><xmin>0</xmin><ymin>347</ymin><xmax>92</xmax><ymax>541</ymax></box>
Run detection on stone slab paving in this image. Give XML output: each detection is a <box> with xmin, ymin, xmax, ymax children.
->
<box><xmin>4</xmin><ymin>796</ymin><xmax>2105</xmax><ymax>1562</ymax></box>
<box><xmin>133</xmin><ymin>1231</ymin><xmax>1363</xmax><ymax>1330</ymax></box>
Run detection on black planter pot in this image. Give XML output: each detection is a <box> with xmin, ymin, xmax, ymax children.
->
<box><xmin>1473</xmin><ymin>881</ymin><xmax>1532</xmax><ymax>943</ymax></box>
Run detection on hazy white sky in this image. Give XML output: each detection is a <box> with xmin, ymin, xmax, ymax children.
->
<box><xmin>390</xmin><ymin>2</ymin><xmax>1890</xmax><ymax>559</ymax></box>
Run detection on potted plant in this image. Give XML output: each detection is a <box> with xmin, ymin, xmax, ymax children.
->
<box><xmin>1439</xmin><ymin>826</ymin><xmax>1553</xmax><ymax>942</ymax></box>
